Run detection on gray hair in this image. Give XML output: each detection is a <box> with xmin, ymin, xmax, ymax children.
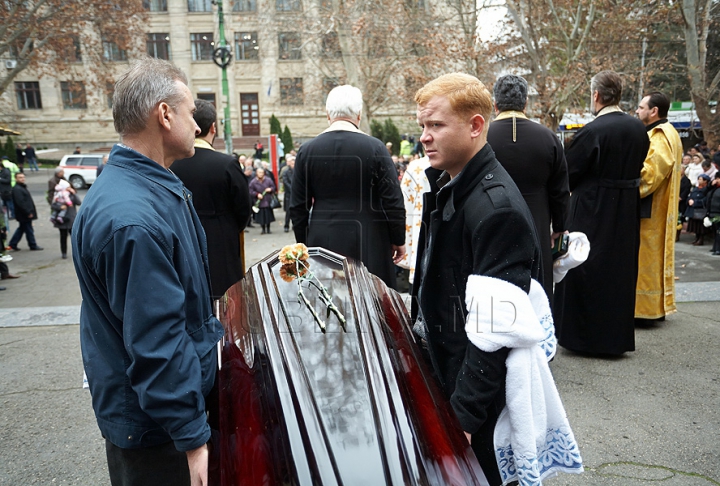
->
<box><xmin>493</xmin><ymin>75</ymin><xmax>528</xmax><ymax>112</ymax></box>
<box><xmin>590</xmin><ymin>71</ymin><xmax>622</xmax><ymax>106</ymax></box>
<box><xmin>54</xmin><ymin>167</ymin><xmax>64</xmax><ymax>175</ymax></box>
<box><xmin>112</xmin><ymin>58</ymin><xmax>188</xmax><ymax>137</ymax></box>
<box><xmin>326</xmin><ymin>85</ymin><xmax>363</xmax><ymax>120</ymax></box>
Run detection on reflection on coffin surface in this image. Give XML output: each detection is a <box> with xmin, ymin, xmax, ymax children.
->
<box><xmin>216</xmin><ymin>247</ymin><xmax>489</xmax><ymax>486</ymax></box>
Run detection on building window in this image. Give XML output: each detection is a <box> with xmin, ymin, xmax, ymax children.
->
<box><xmin>234</xmin><ymin>32</ymin><xmax>258</xmax><ymax>60</ymax></box>
<box><xmin>188</xmin><ymin>0</ymin><xmax>212</xmax><ymax>11</ymax></box>
<box><xmin>58</xmin><ymin>35</ymin><xmax>82</xmax><ymax>62</ymax></box>
<box><xmin>322</xmin><ymin>77</ymin><xmax>340</xmax><ymax>103</ymax></box>
<box><xmin>106</xmin><ymin>82</ymin><xmax>114</xmax><ymax>109</ymax></box>
<box><xmin>321</xmin><ymin>32</ymin><xmax>341</xmax><ymax>58</ymax></box>
<box><xmin>61</xmin><ymin>81</ymin><xmax>87</xmax><ymax>109</ymax></box>
<box><xmin>197</xmin><ymin>93</ymin><xmax>216</xmax><ymax>105</ymax></box>
<box><xmin>276</xmin><ymin>0</ymin><xmax>301</xmax><ymax>11</ymax></box>
<box><xmin>15</xmin><ymin>82</ymin><xmax>42</xmax><ymax>110</ymax></box>
<box><xmin>102</xmin><ymin>40</ymin><xmax>127</xmax><ymax>62</ymax></box>
<box><xmin>278</xmin><ymin>32</ymin><xmax>301</xmax><ymax>60</ymax></box>
<box><xmin>232</xmin><ymin>0</ymin><xmax>256</xmax><ymax>12</ymax></box>
<box><xmin>147</xmin><ymin>33</ymin><xmax>171</xmax><ymax>60</ymax></box>
<box><xmin>280</xmin><ymin>78</ymin><xmax>303</xmax><ymax>105</ymax></box>
<box><xmin>191</xmin><ymin>33</ymin><xmax>214</xmax><ymax>61</ymax></box>
<box><xmin>143</xmin><ymin>0</ymin><xmax>167</xmax><ymax>11</ymax></box>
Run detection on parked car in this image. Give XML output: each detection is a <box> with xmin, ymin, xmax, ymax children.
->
<box><xmin>58</xmin><ymin>154</ymin><xmax>106</xmax><ymax>189</ymax></box>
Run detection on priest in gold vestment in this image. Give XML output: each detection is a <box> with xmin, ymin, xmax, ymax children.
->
<box><xmin>634</xmin><ymin>92</ymin><xmax>683</xmax><ymax>322</ymax></box>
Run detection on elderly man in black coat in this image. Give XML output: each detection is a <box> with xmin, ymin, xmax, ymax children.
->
<box><xmin>487</xmin><ymin>75</ymin><xmax>569</xmax><ymax>309</ymax></box>
<box><xmin>553</xmin><ymin>71</ymin><xmax>650</xmax><ymax>356</ymax></box>
<box><xmin>8</xmin><ymin>172</ymin><xmax>43</xmax><ymax>251</ymax></box>
<box><xmin>171</xmin><ymin>99</ymin><xmax>251</xmax><ymax>299</ymax></box>
<box><xmin>289</xmin><ymin>85</ymin><xmax>406</xmax><ymax>289</ymax></box>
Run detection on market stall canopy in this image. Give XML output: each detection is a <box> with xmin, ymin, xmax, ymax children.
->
<box><xmin>0</xmin><ymin>126</ymin><xmax>21</xmax><ymax>136</ymax></box>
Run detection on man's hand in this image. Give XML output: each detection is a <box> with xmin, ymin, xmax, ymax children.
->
<box><xmin>392</xmin><ymin>244</ymin><xmax>406</xmax><ymax>264</ymax></box>
<box><xmin>257</xmin><ymin>193</ymin><xmax>263</xmax><ymax>199</ymax></box>
<box><xmin>186</xmin><ymin>444</ymin><xmax>209</xmax><ymax>486</ymax></box>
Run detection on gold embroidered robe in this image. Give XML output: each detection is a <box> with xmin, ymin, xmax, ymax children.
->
<box><xmin>635</xmin><ymin>121</ymin><xmax>683</xmax><ymax>319</ymax></box>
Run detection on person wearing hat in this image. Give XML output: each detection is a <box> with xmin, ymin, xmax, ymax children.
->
<box><xmin>1</xmin><ymin>155</ymin><xmax>20</xmax><ymax>220</ymax></box>
<box><xmin>685</xmin><ymin>173</ymin><xmax>711</xmax><ymax>245</ymax></box>
<box><xmin>487</xmin><ymin>74</ymin><xmax>569</xmax><ymax>310</ymax></box>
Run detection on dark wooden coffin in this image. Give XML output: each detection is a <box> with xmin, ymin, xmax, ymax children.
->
<box><xmin>215</xmin><ymin>247</ymin><xmax>489</xmax><ymax>485</ymax></box>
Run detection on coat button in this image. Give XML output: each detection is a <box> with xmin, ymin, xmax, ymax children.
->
<box><xmin>128</xmin><ymin>435</ymin><xmax>133</xmax><ymax>440</ymax></box>
<box><xmin>485</xmin><ymin>174</ymin><xmax>494</xmax><ymax>180</ymax></box>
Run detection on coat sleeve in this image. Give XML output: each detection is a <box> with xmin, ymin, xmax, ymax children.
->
<box><xmin>100</xmin><ymin>225</ymin><xmax>211</xmax><ymax>452</ymax></box>
<box><xmin>452</xmin><ymin>207</ymin><xmax>537</xmax><ymax>434</ymax></box>
<box><xmin>565</xmin><ymin>127</ymin><xmax>599</xmax><ymax>191</ymax></box>
<box><xmin>548</xmin><ymin>137</ymin><xmax>570</xmax><ymax>233</ymax></box>
<box><xmin>226</xmin><ymin>161</ymin><xmax>251</xmax><ymax>229</ymax></box>
<box><xmin>289</xmin><ymin>152</ymin><xmax>311</xmax><ymax>244</ymax></box>
<box><xmin>640</xmin><ymin>129</ymin><xmax>675</xmax><ymax>198</ymax></box>
<box><xmin>372</xmin><ymin>147</ymin><xmax>406</xmax><ymax>246</ymax></box>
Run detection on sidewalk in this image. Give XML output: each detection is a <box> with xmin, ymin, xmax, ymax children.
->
<box><xmin>1</xmin><ymin>170</ymin><xmax>719</xmax><ymax>484</ymax></box>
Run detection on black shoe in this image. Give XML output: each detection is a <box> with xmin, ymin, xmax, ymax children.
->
<box><xmin>284</xmin><ymin>227</ymin><xmax>289</xmax><ymax>233</ymax></box>
<box><xmin>0</xmin><ymin>286</ymin><xmax>5</xmax><ymax>291</ymax></box>
<box><xmin>713</xmin><ymin>251</ymin><xmax>720</xmax><ymax>256</ymax></box>
<box><xmin>62</xmin><ymin>253</ymin><xmax>67</xmax><ymax>259</ymax></box>
<box><xmin>267</xmin><ymin>229</ymin><xmax>272</xmax><ymax>234</ymax></box>
<box><xmin>30</xmin><ymin>246</ymin><xmax>44</xmax><ymax>251</ymax></box>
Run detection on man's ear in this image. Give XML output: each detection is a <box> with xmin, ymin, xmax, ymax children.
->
<box><xmin>470</xmin><ymin>114</ymin><xmax>485</xmax><ymax>139</ymax></box>
<box><xmin>158</xmin><ymin>101</ymin><xmax>172</xmax><ymax>131</ymax></box>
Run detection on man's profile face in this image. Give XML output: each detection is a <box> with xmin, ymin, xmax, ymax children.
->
<box><xmin>15</xmin><ymin>173</ymin><xmax>25</xmax><ymax>184</ymax></box>
<box><xmin>170</xmin><ymin>82</ymin><xmax>200</xmax><ymax>160</ymax></box>
<box><xmin>635</xmin><ymin>96</ymin><xmax>655</xmax><ymax>125</ymax></box>
<box><xmin>417</xmin><ymin>95</ymin><xmax>478</xmax><ymax>178</ymax></box>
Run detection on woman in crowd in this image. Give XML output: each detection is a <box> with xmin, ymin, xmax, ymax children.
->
<box><xmin>685</xmin><ymin>174</ymin><xmax>710</xmax><ymax>245</ymax></box>
<box><xmin>249</xmin><ymin>168</ymin><xmax>276</xmax><ymax>234</ymax></box>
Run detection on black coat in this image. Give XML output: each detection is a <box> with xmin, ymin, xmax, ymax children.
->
<box><xmin>172</xmin><ymin>146</ymin><xmax>251</xmax><ymax>299</ymax></box>
<box><xmin>554</xmin><ymin>111</ymin><xmax>650</xmax><ymax>355</ymax></box>
<box><xmin>289</xmin><ymin>127</ymin><xmax>405</xmax><ymax>289</ymax></box>
<box><xmin>53</xmin><ymin>193</ymin><xmax>80</xmax><ymax>230</ymax></box>
<box><xmin>281</xmin><ymin>166</ymin><xmax>294</xmax><ymax>210</ymax></box>
<box><xmin>487</xmin><ymin>116</ymin><xmax>569</xmax><ymax>307</ymax></box>
<box><xmin>12</xmin><ymin>182</ymin><xmax>36</xmax><ymax>222</ymax></box>
<box><xmin>411</xmin><ymin>144</ymin><xmax>542</xmax><ymax>483</ymax></box>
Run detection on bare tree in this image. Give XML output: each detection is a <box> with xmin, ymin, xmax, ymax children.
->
<box><xmin>0</xmin><ymin>0</ymin><xmax>145</xmax><ymax>98</ymax></box>
<box><xmin>679</xmin><ymin>0</ymin><xmax>720</xmax><ymax>146</ymax></box>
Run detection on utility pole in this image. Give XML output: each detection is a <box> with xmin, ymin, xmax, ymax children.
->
<box><xmin>638</xmin><ymin>37</ymin><xmax>647</xmax><ymax>105</ymax></box>
<box><xmin>212</xmin><ymin>0</ymin><xmax>233</xmax><ymax>154</ymax></box>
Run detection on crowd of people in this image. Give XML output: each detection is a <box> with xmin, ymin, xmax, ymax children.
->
<box><xmin>0</xmin><ymin>56</ymin><xmax>704</xmax><ymax>485</ymax></box>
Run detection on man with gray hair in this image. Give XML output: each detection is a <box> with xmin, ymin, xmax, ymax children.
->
<box><xmin>290</xmin><ymin>85</ymin><xmax>406</xmax><ymax>289</ymax></box>
<box><xmin>72</xmin><ymin>58</ymin><xmax>222</xmax><ymax>486</ymax></box>
<box><xmin>554</xmin><ymin>70</ymin><xmax>650</xmax><ymax>355</ymax></box>
<box><xmin>487</xmin><ymin>74</ymin><xmax>569</xmax><ymax>308</ymax></box>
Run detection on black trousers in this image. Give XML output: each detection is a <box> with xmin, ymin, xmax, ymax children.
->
<box><xmin>59</xmin><ymin>228</ymin><xmax>70</xmax><ymax>255</ymax></box>
<box><xmin>106</xmin><ymin>440</ymin><xmax>190</xmax><ymax>486</ymax></box>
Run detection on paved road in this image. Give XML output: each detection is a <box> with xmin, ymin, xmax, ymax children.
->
<box><xmin>1</xmin><ymin>170</ymin><xmax>719</xmax><ymax>484</ymax></box>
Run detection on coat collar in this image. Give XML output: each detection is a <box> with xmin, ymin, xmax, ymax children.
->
<box><xmin>426</xmin><ymin>143</ymin><xmax>499</xmax><ymax>221</ymax></box>
<box><xmin>321</xmin><ymin>119</ymin><xmax>366</xmax><ymax>135</ymax></box>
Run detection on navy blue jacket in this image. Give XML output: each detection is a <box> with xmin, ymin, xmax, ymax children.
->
<box><xmin>72</xmin><ymin>144</ymin><xmax>224</xmax><ymax>451</ymax></box>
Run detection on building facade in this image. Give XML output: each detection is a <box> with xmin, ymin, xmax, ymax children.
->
<box><xmin>1</xmin><ymin>0</ymin><xmax>431</xmax><ymax>156</ymax></box>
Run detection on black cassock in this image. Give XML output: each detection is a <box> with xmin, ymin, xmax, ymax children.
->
<box><xmin>487</xmin><ymin>116</ymin><xmax>569</xmax><ymax>307</ymax></box>
<box><xmin>172</xmin><ymin>147</ymin><xmax>251</xmax><ymax>299</ymax></box>
<box><xmin>290</xmin><ymin>127</ymin><xmax>405</xmax><ymax>289</ymax></box>
<box><xmin>554</xmin><ymin>111</ymin><xmax>650</xmax><ymax>355</ymax></box>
